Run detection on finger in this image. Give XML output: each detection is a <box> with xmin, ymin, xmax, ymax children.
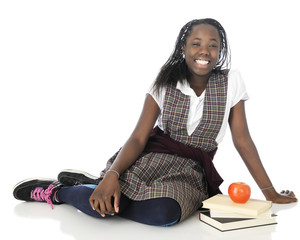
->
<box><xmin>280</xmin><ymin>190</ymin><xmax>290</xmax><ymax>195</ymax></box>
<box><xmin>93</xmin><ymin>199</ymin><xmax>103</xmax><ymax>216</ymax></box>
<box><xmin>99</xmin><ymin>199</ymin><xmax>107</xmax><ymax>217</ymax></box>
<box><xmin>105</xmin><ymin>198</ymin><xmax>115</xmax><ymax>216</ymax></box>
<box><xmin>91</xmin><ymin>197</ymin><xmax>103</xmax><ymax>216</ymax></box>
<box><xmin>114</xmin><ymin>192</ymin><xmax>120</xmax><ymax>213</ymax></box>
<box><xmin>89</xmin><ymin>197</ymin><xmax>96</xmax><ymax>211</ymax></box>
<box><xmin>288</xmin><ymin>191</ymin><xmax>295</xmax><ymax>197</ymax></box>
<box><xmin>285</xmin><ymin>196</ymin><xmax>298</xmax><ymax>203</ymax></box>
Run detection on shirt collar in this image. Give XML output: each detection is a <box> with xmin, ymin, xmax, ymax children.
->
<box><xmin>176</xmin><ymin>80</ymin><xmax>206</xmax><ymax>98</ymax></box>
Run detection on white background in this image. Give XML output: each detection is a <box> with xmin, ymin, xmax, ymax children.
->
<box><xmin>1</xmin><ymin>0</ymin><xmax>299</xmax><ymax>239</ymax></box>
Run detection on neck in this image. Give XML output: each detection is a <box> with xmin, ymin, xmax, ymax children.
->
<box><xmin>187</xmin><ymin>73</ymin><xmax>211</xmax><ymax>97</ymax></box>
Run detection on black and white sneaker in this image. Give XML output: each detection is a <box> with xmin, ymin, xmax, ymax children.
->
<box><xmin>58</xmin><ymin>169</ymin><xmax>100</xmax><ymax>186</ymax></box>
<box><xmin>13</xmin><ymin>178</ymin><xmax>63</xmax><ymax>209</ymax></box>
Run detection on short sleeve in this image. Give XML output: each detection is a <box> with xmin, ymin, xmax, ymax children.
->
<box><xmin>147</xmin><ymin>82</ymin><xmax>166</xmax><ymax>111</ymax></box>
<box><xmin>228</xmin><ymin>70</ymin><xmax>249</xmax><ymax>107</ymax></box>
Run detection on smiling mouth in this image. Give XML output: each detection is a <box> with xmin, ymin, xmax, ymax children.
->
<box><xmin>195</xmin><ymin>59</ymin><xmax>210</xmax><ymax>65</ymax></box>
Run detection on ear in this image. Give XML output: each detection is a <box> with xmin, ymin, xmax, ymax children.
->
<box><xmin>182</xmin><ymin>45</ymin><xmax>186</xmax><ymax>55</ymax></box>
<box><xmin>182</xmin><ymin>45</ymin><xmax>186</xmax><ymax>58</ymax></box>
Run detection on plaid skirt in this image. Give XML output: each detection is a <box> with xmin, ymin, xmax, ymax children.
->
<box><xmin>100</xmin><ymin>150</ymin><xmax>209</xmax><ymax>221</ymax></box>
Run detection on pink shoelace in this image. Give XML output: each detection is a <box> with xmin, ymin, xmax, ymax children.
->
<box><xmin>30</xmin><ymin>184</ymin><xmax>57</xmax><ymax>209</ymax></box>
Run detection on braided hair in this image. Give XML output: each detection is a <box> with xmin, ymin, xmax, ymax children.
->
<box><xmin>152</xmin><ymin>18</ymin><xmax>230</xmax><ymax>94</ymax></box>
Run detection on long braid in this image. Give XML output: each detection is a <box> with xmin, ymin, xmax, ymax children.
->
<box><xmin>153</xmin><ymin>18</ymin><xmax>230</xmax><ymax>95</ymax></box>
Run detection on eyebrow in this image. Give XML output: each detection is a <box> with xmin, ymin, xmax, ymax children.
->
<box><xmin>193</xmin><ymin>37</ymin><xmax>219</xmax><ymax>42</ymax></box>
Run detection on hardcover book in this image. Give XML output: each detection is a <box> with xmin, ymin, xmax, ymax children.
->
<box><xmin>210</xmin><ymin>209</ymin><xmax>273</xmax><ymax>219</ymax></box>
<box><xmin>202</xmin><ymin>194</ymin><xmax>272</xmax><ymax>217</ymax></box>
<box><xmin>199</xmin><ymin>210</ymin><xmax>277</xmax><ymax>232</ymax></box>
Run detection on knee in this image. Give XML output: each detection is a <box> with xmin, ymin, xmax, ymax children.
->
<box><xmin>119</xmin><ymin>197</ymin><xmax>181</xmax><ymax>226</ymax></box>
<box><xmin>150</xmin><ymin>198</ymin><xmax>181</xmax><ymax>226</ymax></box>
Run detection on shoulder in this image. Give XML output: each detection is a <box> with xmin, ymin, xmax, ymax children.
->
<box><xmin>228</xmin><ymin>69</ymin><xmax>243</xmax><ymax>81</ymax></box>
<box><xmin>227</xmin><ymin>69</ymin><xmax>247</xmax><ymax>89</ymax></box>
<box><xmin>213</xmin><ymin>69</ymin><xmax>241</xmax><ymax>85</ymax></box>
<box><xmin>227</xmin><ymin>69</ymin><xmax>249</xmax><ymax>106</ymax></box>
<box><xmin>148</xmin><ymin>82</ymin><xmax>169</xmax><ymax>110</ymax></box>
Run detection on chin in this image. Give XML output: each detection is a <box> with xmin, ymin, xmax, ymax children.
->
<box><xmin>194</xmin><ymin>69</ymin><xmax>213</xmax><ymax>78</ymax></box>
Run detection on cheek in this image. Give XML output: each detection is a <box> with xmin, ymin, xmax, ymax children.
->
<box><xmin>186</xmin><ymin>56</ymin><xmax>195</xmax><ymax>67</ymax></box>
<box><xmin>214</xmin><ymin>48</ymin><xmax>221</xmax><ymax>58</ymax></box>
<box><xmin>212</xmin><ymin>50</ymin><xmax>220</xmax><ymax>64</ymax></box>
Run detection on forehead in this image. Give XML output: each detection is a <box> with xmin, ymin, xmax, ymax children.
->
<box><xmin>187</xmin><ymin>24</ymin><xmax>220</xmax><ymax>41</ymax></box>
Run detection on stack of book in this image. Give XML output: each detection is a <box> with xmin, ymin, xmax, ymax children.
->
<box><xmin>199</xmin><ymin>194</ymin><xmax>277</xmax><ymax>232</ymax></box>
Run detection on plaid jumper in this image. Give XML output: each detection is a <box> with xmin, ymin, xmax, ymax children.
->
<box><xmin>162</xmin><ymin>71</ymin><xmax>228</xmax><ymax>152</ymax></box>
<box><xmin>101</xmin><ymin>71</ymin><xmax>228</xmax><ymax>221</ymax></box>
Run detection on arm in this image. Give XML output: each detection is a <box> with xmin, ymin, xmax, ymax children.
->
<box><xmin>104</xmin><ymin>94</ymin><xmax>160</xmax><ymax>175</ymax></box>
<box><xmin>228</xmin><ymin>100</ymin><xmax>297</xmax><ymax>203</ymax></box>
<box><xmin>90</xmin><ymin>94</ymin><xmax>161</xmax><ymax>216</ymax></box>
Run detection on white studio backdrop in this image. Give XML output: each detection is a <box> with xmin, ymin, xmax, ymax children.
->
<box><xmin>1</xmin><ymin>0</ymin><xmax>299</xmax><ymax>204</ymax></box>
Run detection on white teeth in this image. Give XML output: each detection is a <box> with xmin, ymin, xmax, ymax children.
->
<box><xmin>195</xmin><ymin>59</ymin><xmax>209</xmax><ymax>65</ymax></box>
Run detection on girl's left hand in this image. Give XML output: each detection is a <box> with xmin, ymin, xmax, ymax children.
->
<box><xmin>266</xmin><ymin>190</ymin><xmax>297</xmax><ymax>204</ymax></box>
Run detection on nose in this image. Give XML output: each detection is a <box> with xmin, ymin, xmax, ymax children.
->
<box><xmin>199</xmin><ymin>45</ymin><xmax>210</xmax><ymax>56</ymax></box>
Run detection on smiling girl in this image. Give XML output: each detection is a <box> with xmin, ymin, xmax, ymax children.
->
<box><xmin>13</xmin><ymin>18</ymin><xmax>297</xmax><ymax>226</ymax></box>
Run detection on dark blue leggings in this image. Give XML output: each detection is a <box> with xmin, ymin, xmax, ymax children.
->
<box><xmin>57</xmin><ymin>185</ymin><xmax>181</xmax><ymax>226</ymax></box>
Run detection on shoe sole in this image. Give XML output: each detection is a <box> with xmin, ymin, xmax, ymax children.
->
<box><xmin>13</xmin><ymin>178</ymin><xmax>56</xmax><ymax>200</ymax></box>
<box><xmin>58</xmin><ymin>169</ymin><xmax>99</xmax><ymax>186</ymax></box>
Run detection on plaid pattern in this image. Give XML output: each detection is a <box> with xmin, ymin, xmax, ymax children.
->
<box><xmin>162</xmin><ymin>71</ymin><xmax>228</xmax><ymax>152</ymax></box>
<box><xmin>101</xmin><ymin>151</ymin><xmax>208</xmax><ymax>221</ymax></box>
<box><xmin>100</xmin><ymin>72</ymin><xmax>228</xmax><ymax>221</ymax></box>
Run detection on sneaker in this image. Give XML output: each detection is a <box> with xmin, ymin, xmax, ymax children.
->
<box><xmin>13</xmin><ymin>178</ymin><xmax>63</xmax><ymax>209</ymax></box>
<box><xmin>58</xmin><ymin>169</ymin><xmax>100</xmax><ymax>186</ymax></box>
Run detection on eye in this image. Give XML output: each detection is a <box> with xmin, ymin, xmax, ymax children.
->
<box><xmin>209</xmin><ymin>44</ymin><xmax>218</xmax><ymax>48</ymax></box>
<box><xmin>192</xmin><ymin>43</ymin><xmax>200</xmax><ymax>47</ymax></box>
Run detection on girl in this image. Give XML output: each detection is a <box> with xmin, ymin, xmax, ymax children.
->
<box><xmin>13</xmin><ymin>18</ymin><xmax>297</xmax><ymax>227</ymax></box>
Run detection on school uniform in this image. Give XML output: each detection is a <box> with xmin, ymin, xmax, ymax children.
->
<box><xmin>100</xmin><ymin>69</ymin><xmax>249</xmax><ymax>221</ymax></box>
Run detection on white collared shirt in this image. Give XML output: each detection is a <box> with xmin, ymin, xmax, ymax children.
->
<box><xmin>148</xmin><ymin>69</ymin><xmax>249</xmax><ymax>144</ymax></box>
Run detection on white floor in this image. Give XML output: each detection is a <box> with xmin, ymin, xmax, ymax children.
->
<box><xmin>6</xmin><ymin>187</ymin><xmax>299</xmax><ymax>240</ymax></box>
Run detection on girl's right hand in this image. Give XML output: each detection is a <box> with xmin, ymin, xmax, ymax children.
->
<box><xmin>89</xmin><ymin>172</ymin><xmax>121</xmax><ymax>217</ymax></box>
